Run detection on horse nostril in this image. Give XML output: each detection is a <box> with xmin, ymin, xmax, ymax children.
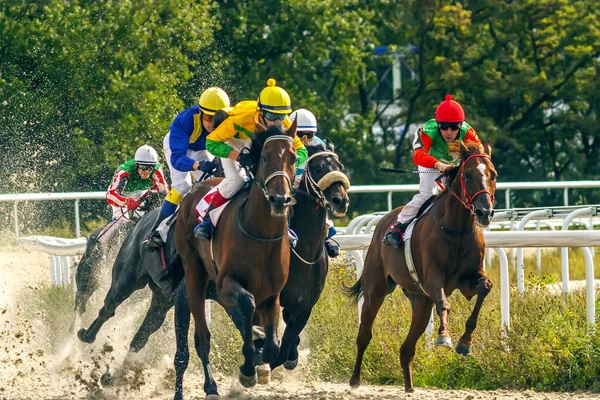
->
<box><xmin>475</xmin><ymin>209</ymin><xmax>484</xmax><ymax>217</ymax></box>
<box><xmin>332</xmin><ymin>196</ymin><xmax>342</xmax><ymax>205</ymax></box>
<box><xmin>285</xmin><ymin>196</ymin><xmax>292</xmax><ymax>204</ymax></box>
<box><xmin>490</xmin><ymin>210</ymin><xmax>495</xmax><ymax>218</ymax></box>
<box><xmin>269</xmin><ymin>195</ymin><xmax>276</xmax><ymax>203</ymax></box>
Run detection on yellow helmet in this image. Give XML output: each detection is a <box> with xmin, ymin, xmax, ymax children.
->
<box><xmin>257</xmin><ymin>78</ymin><xmax>292</xmax><ymax>114</ymax></box>
<box><xmin>198</xmin><ymin>87</ymin><xmax>230</xmax><ymax>116</ymax></box>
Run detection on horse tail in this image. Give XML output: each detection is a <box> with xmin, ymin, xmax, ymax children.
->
<box><xmin>343</xmin><ymin>279</ymin><xmax>363</xmax><ymax>304</ymax></box>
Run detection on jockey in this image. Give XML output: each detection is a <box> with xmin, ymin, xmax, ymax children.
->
<box><xmin>383</xmin><ymin>95</ymin><xmax>483</xmax><ymax>249</ymax></box>
<box><xmin>145</xmin><ymin>87</ymin><xmax>230</xmax><ymax>250</ymax></box>
<box><xmin>192</xmin><ymin>78</ymin><xmax>308</xmax><ymax>243</ymax></box>
<box><xmin>290</xmin><ymin>108</ymin><xmax>341</xmax><ymax>258</ymax></box>
<box><xmin>105</xmin><ymin>145</ymin><xmax>168</xmax><ymax>238</ymax></box>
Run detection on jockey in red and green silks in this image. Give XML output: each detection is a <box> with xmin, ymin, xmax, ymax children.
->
<box><xmin>192</xmin><ymin>78</ymin><xmax>308</xmax><ymax>245</ymax></box>
<box><xmin>384</xmin><ymin>95</ymin><xmax>483</xmax><ymax>249</ymax></box>
<box><xmin>145</xmin><ymin>87</ymin><xmax>231</xmax><ymax>250</ymax></box>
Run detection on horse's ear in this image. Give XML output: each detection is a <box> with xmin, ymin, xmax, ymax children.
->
<box><xmin>255</xmin><ymin>120</ymin><xmax>267</xmax><ymax>133</ymax></box>
<box><xmin>325</xmin><ymin>137</ymin><xmax>335</xmax><ymax>153</ymax></box>
<box><xmin>484</xmin><ymin>140</ymin><xmax>492</xmax><ymax>157</ymax></box>
<box><xmin>287</xmin><ymin>117</ymin><xmax>298</xmax><ymax>138</ymax></box>
<box><xmin>212</xmin><ymin>109</ymin><xmax>230</xmax><ymax>130</ymax></box>
<box><xmin>459</xmin><ymin>140</ymin><xmax>469</xmax><ymax>157</ymax></box>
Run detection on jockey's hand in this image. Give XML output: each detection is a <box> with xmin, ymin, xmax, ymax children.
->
<box><xmin>434</xmin><ymin>162</ymin><xmax>453</xmax><ymax>173</ymax></box>
<box><xmin>237</xmin><ymin>152</ymin><xmax>253</xmax><ymax>168</ymax></box>
<box><xmin>124</xmin><ymin>197</ymin><xmax>139</xmax><ymax>210</ymax></box>
<box><xmin>198</xmin><ymin>160</ymin><xmax>216</xmax><ymax>173</ymax></box>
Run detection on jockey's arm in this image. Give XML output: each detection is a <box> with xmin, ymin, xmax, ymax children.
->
<box><xmin>151</xmin><ymin>167</ymin><xmax>169</xmax><ymax>194</ymax></box>
<box><xmin>106</xmin><ymin>169</ymin><xmax>129</xmax><ymax>208</ymax></box>
<box><xmin>412</xmin><ymin>129</ymin><xmax>438</xmax><ymax>169</ymax></box>
<box><xmin>293</xmin><ymin>134</ymin><xmax>308</xmax><ymax>167</ymax></box>
<box><xmin>206</xmin><ymin>117</ymin><xmax>238</xmax><ymax>159</ymax></box>
<box><xmin>464</xmin><ymin>126</ymin><xmax>482</xmax><ymax>145</ymax></box>
<box><xmin>169</xmin><ymin>119</ymin><xmax>196</xmax><ymax>172</ymax></box>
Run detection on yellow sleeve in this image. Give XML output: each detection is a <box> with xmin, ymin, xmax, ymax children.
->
<box><xmin>206</xmin><ymin>117</ymin><xmax>237</xmax><ymax>158</ymax></box>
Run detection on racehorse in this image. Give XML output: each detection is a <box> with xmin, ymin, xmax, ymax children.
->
<box><xmin>346</xmin><ymin>141</ymin><xmax>496</xmax><ymax>393</ymax></box>
<box><xmin>174</xmin><ymin>120</ymin><xmax>298</xmax><ymax>399</ymax></box>
<box><xmin>268</xmin><ymin>141</ymin><xmax>350</xmax><ymax>370</ymax></box>
<box><xmin>169</xmin><ymin>141</ymin><xmax>351</xmax><ymax>395</ymax></box>
<box><xmin>72</xmin><ymin>190</ymin><xmax>164</xmax><ymax>319</ymax></box>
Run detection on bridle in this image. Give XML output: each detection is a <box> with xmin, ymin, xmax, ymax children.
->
<box><xmin>296</xmin><ymin>151</ymin><xmax>350</xmax><ymax>208</ymax></box>
<box><xmin>253</xmin><ymin>135</ymin><xmax>294</xmax><ymax>201</ymax></box>
<box><xmin>451</xmin><ymin>153</ymin><xmax>496</xmax><ymax>213</ymax></box>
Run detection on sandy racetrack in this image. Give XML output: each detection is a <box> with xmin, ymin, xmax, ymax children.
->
<box><xmin>1</xmin><ymin>245</ymin><xmax>599</xmax><ymax>400</ymax></box>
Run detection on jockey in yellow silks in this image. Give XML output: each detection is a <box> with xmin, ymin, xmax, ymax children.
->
<box><xmin>192</xmin><ymin>78</ymin><xmax>308</xmax><ymax>244</ymax></box>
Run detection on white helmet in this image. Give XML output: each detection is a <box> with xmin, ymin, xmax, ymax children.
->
<box><xmin>134</xmin><ymin>145</ymin><xmax>159</xmax><ymax>165</ymax></box>
<box><xmin>290</xmin><ymin>109</ymin><xmax>317</xmax><ymax>133</ymax></box>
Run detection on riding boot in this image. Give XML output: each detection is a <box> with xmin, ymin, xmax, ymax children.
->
<box><xmin>383</xmin><ymin>221</ymin><xmax>411</xmax><ymax>249</ymax></box>
<box><xmin>193</xmin><ymin>204</ymin><xmax>216</xmax><ymax>240</ymax></box>
<box><xmin>144</xmin><ymin>213</ymin><xmax>170</xmax><ymax>252</ymax></box>
<box><xmin>324</xmin><ymin>238</ymin><xmax>340</xmax><ymax>258</ymax></box>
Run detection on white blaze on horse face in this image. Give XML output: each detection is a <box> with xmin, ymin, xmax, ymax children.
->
<box><xmin>477</xmin><ymin>163</ymin><xmax>488</xmax><ymax>190</ymax></box>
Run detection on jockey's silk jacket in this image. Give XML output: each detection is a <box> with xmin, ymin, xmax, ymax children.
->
<box><xmin>206</xmin><ymin>100</ymin><xmax>308</xmax><ymax>166</ymax></box>
<box><xmin>106</xmin><ymin>159</ymin><xmax>168</xmax><ymax>208</ymax></box>
<box><xmin>168</xmin><ymin>104</ymin><xmax>211</xmax><ymax>172</ymax></box>
<box><xmin>412</xmin><ymin>119</ymin><xmax>482</xmax><ymax>168</ymax></box>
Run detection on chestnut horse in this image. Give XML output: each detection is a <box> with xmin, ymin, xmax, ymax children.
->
<box><xmin>174</xmin><ymin>121</ymin><xmax>298</xmax><ymax>399</ymax></box>
<box><xmin>347</xmin><ymin>141</ymin><xmax>497</xmax><ymax>392</ymax></box>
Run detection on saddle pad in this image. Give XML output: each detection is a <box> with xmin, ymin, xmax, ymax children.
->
<box><xmin>402</xmin><ymin>202</ymin><xmax>434</xmax><ymax>242</ymax></box>
<box><xmin>194</xmin><ymin>187</ymin><xmax>228</xmax><ymax>225</ymax></box>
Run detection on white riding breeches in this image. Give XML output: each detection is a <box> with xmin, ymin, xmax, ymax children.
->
<box><xmin>397</xmin><ymin>166</ymin><xmax>441</xmax><ymax>224</ymax></box>
<box><xmin>163</xmin><ymin>132</ymin><xmax>214</xmax><ymax>196</ymax></box>
<box><xmin>214</xmin><ymin>138</ymin><xmax>252</xmax><ymax>199</ymax></box>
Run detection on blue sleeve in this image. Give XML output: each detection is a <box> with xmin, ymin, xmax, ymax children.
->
<box><xmin>169</xmin><ymin>114</ymin><xmax>195</xmax><ymax>172</ymax></box>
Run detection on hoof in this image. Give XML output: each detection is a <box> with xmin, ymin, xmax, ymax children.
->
<box><xmin>283</xmin><ymin>357</ymin><xmax>298</xmax><ymax>370</ymax></box>
<box><xmin>205</xmin><ymin>395</ymin><xmax>220</xmax><ymax>400</ymax></box>
<box><xmin>239</xmin><ymin>371</ymin><xmax>257</xmax><ymax>388</ymax></box>
<box><xmin>254</xmin><ymin>348</ymin><xmax>264</xmax><ymax>365</ymax></box>
<box><xmin>257</xmin><ymin>365</ymin><xmax>270</xmax><ymax>385</ymax></box>
<box><xmin>349</xmin><ymin>377</ymin><xmax>360</xmax><ymax>388</ymax></box>
<box><xmin>100</xmin><ymin>371</ymin><xmax>115</xmax><ymax>387</ymax></box>
<box><xmin>405</xmin><ymin>387</ymin><xmax>415</xmax><ymax>393</ymax></box>
<box><xmin>77</xmin><ymin>328</ymin><xmax>94</xmax><ymax>344</ymax></box>
<box><xmin>455</xmin><ymin>341</ymin><xmax>472</xmax><ymax>356</ymax></box>
<box><xmin>435</xmin><ymin>335</ymin><xmax>452</xmax><ymax>348</ymax></box>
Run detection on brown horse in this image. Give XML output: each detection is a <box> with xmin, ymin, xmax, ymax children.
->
<box><xmin>347</xmin><ymin>141</ymin><xmax>497</xmax><ymax>392</ymax></box>
<box><xmin>174</xmin><ymin>120</ymin><xmax>298</xmax><ymax>399</ymax></box>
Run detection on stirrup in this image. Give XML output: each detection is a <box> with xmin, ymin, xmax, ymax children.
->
<box><xmin>324</xmin><ymin>238</ymin><xmax>340</xmax><ymax>258</ymax></box>
<box><xmin>383</xmin><ymin>230</ymin><xmax>402</xmax><ymax>249</ymax></box>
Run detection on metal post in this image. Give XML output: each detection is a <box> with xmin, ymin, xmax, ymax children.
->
<box><xmin>563</xmin><ymin>188</ymin><xmax>569</xmax><ymax>206</ymax></box>
<box><xmin>495</xmin><ymin>248</ymin><xmax>510</xmax><ymax>330</ymax></box>
<box><xmin>387</xmin><ymin>191</ymin><xmax>393</xmax><ymax>212</ymax></box>
<box><xmin>505</xmin><ymin>189</ymin><xmax>511</xmax><ymax>209</ymax></box>
<box><xmin>74</xmin><ymin>199</ymin><xmax>81</xmax><ymax>238</ymax></box>
<box><xmin>581</xmin><ymin>248</ymin><xmax>596</xmax><ymax>331</ymax></box>
<box><xmin>13</xmin><ymin>201</ymin><xmax>19</xmax><ymax>238</ymax></box>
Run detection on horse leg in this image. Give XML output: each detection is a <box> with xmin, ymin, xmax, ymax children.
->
<box><xmin>431</xmin><ymin>285</ymin><xmax>452</xmax><ymax>348</ymax></box>
<box><xmin>269</xmin><ymin>308</ymin><xmax>310</xmax><ymax>371</ymax></box>
<box><xmin>455</xmin><ymin>269</ymin><xmax>493</xmax><ymax>356</ymax></box>
<box><xmin>349</xmin><ymin>273</ymin><xmax>390</xmax><ymax>388</ymax></box>
<box><xmin>70</xmin><ymin>240</ymin><xmax>103</xmax><ymax>334</ymax></box>
<box><xmin>77</xmin><ymin>270</ymin><xmax>144</xmax><ymax>344</ymax></box>
<box><xmin>173</xmin><ymin>283</ymin><xmax>191</xmax><ymax>400</ymax></box>
<box><xmin>400</xmin><ymin>293</ymin><xmax>434</xmax><ymax>393</ymax></box>
<box><xmin>220</xmin><ymin>276</ymin><xmax>257</xmax><ymax>388</ymax></box>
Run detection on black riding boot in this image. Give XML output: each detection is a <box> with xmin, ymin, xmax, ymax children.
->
<box><xmin>324</xmin><ymin>238</ymin><xmax>340</xmax><ymax>257</ymax></box>
<box><xmin>145</xmin><ymin>213</ymin><xmax>169</xmax><ymax>252</ymax></box>
<box><xmin>383</xmin><ymin>221</ymin><xmax>411</xmax><ymax>249</ymax></box>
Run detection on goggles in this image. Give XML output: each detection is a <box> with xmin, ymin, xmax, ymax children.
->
<box><xmin>438</xmin><ymin>122</ymin><xmax>462</xmax><ymax>131</ymax></box>
<box><xmin>202</xmin><ymin>113</ymin><xmax>214</xmax><ymax>122</ymax></box>
<box><xmin>137</xmin><ymin>164</ymin><xmax>155</xmax><ymax>172</ymax></box>
<box><xmin>263</xmin><ymin>111</ymin><xmax>289</xmax><ymax>121</ymax></box>
<box><xmin>298</xmin><ymin>131</ymin><xmax>315</xmax><ymax>139</ymax></box>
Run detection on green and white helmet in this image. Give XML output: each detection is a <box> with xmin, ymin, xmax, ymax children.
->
<box><xmin>134</xmin><ymin>145</ymin><xmax>159</xmax><ymax>165</ymax></box>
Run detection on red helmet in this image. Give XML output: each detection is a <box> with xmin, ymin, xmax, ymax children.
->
<box><xmin>435</xmin><ymin>94</ymin><xmax>465</xmax><ymax>123</ymax></box>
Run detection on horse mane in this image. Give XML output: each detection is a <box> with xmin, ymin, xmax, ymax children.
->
<box><xmin>306</xmin><ymin>143</ymin><xmax>327</xmax><ymax>157</ymax></box>
<box><xmin>442</xmin><ymin>140</ymin><xmax>486</xmax><ymax>190</ymax></box>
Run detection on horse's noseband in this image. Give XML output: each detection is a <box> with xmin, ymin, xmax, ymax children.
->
<box><xmin>302</xmin><ymin>151</ymin><xmax>350</xmax><ymax>208</ymax></box>
<box><xmin>453</xmin><ymin>153</ymin><xmax>495</xmax><ymax>213</ymax></box>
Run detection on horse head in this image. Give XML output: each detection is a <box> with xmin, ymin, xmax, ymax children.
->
<box><xmin>303</xmin><ymin>139</ymin><xmax>350</xmax><ymax>218</ymax></box>
<box><xmin>444</xmin><ymin>140</ymin><xmax>497</xmax><ymax>227</ymax></box>
<box><xmin>251</xmin><ymin>119</ymin><xmax>298</xmax><ymax>218</ymax></box>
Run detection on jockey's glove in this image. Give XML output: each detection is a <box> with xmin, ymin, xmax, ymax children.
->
<box><xmin>237</xmin><ymin>152</ymin><xmax>253</xmax><ymax>168</ymax></box>
<box><xmin>125</xmin><ymin>197</ymin><xmax>139</xmax><ymax>210</ymax></box>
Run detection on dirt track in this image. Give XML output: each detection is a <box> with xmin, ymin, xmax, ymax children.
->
<box><xmin>1</xmin><ymin>245</ymin><xmax>599</xmax><ymax>400</ymax></box>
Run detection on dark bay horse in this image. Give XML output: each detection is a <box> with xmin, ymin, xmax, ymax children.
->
<box><xmin>268</xmin><ymin>141</ymin><xmax>350</xmax><ymax>371</ymax></box>
<box><xmin>347</xmin><ymin>141</ymin><xmax>497</xmax><ymax>392</ymax></box>
<box><xmin>174</xmin><ymin>121</ymin><xmax>298</xmax><ymax>399</ymax></box>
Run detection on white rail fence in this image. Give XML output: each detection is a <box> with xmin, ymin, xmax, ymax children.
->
<box><xmin>2</xmin><ymin>180</ymin><xmax>600</xmax><ymax>238</ymax></box>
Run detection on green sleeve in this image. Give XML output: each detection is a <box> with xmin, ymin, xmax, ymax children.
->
<box><xmin>206</xmin><ymin>139</ymin><xmax>233</xmax><ymax>158</ymax></box>
<box><xmin>296</xmin><ymin>147</ymin><xmax>308</xmax><ymax>167</ymax></box>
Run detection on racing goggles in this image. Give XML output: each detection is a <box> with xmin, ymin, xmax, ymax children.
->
<box><xmin>438</xmin><ymin>122</ymin><xmax>462</xmax><ymax>131</ymax></box>
<box><xmin>298</xmin><ymin>131</ymin><xmax>315</xmax><ymax>139</ymax></box>
<box><xmin>137</xmin><ymin>164</ymin><xmax>155</xmax><ymax>172</ymax></box>
<box><xmin>263</xmin><ymin>111</ymin><xmax>289</xmax><ymax>121</ymax></box>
